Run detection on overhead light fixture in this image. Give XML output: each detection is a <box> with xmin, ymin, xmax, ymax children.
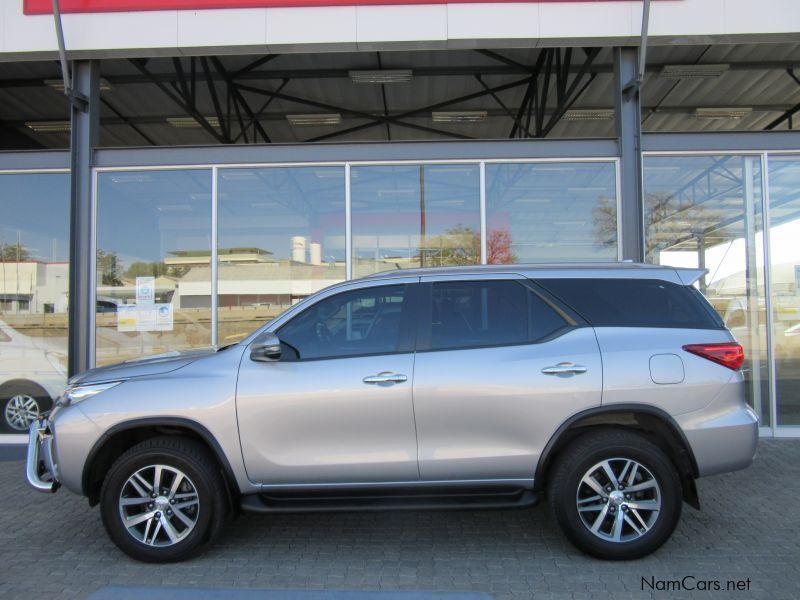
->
<box><xmin>25</xmin><ymin>120</ymin><xmax>71</xmax><ymax>133</ymax></box>
<box><xmin>349</xmin><ymin>69</ymin><xmax>413</xmax><ymax>84</ymax></box>
<box><xmin>286</xmin><ymin>114</ymin><xmax>342</xmax><ymax>126</ymax></box>
<box><xmin>44</xmin><ymin>78</ymin><xmax>113</xmax><ymax>92</ymax></box>
<box><xmin>432</xmin><ymin>111</ymin><xmax>487</xmax><ymax>123</ymax></box>
<box><xmin>694</xmin><ymin>107</ymin><xmax>752</xmax><ymax>120</ymax></box>
<box><xmin>167</xmin><ymin>116</ymin><xmax>220</xmax><ymax>128</ymax></box>
<box><xmin>660</xmin><ymin>64</ymin><xmax>729</xmax><ymax>79</ymax></box>
<box><xmin>563</xmin><ymin>109</ymin><xmax>614</xmax><ymax>121</ymax></box>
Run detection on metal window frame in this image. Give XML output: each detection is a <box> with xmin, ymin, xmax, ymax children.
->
<box><xmin>91</xmin><ymin>165</ymin><xmax>216</xmax><ymax>362</ymax></box>
<box><xmin>92</xmin><ymin>156</ymin><xmax>622</xmax><ymax>328</ymax></box>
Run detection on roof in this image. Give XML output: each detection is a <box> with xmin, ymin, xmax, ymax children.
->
<box><xmin>3</xmin><ymin>42</ymin><xmax>800</xmax><ymax>149</ymax></box>
<box><xmin>360</xmin><ymin>262</ymin><xmax>705</xmax><ymax>285</ymax></box>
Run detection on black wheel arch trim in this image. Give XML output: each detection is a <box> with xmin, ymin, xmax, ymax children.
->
<box><xmin>533</xmin><ymin>403</ymin><xmax>700</xmax><ymax>492</ymax></box>
<box><xmin>81</xmin><ymin>416</ymin><xmax>241</xmax><ymax>499</ymax></box>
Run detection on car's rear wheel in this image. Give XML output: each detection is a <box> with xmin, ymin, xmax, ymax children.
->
<box><xmin>547</xmin><ymin>429</ymin><xmax>682</xmax><ymax>560</ymax></box>
<box><xmin>100</xmin><ymin>436</ymin><xmax>227</xmax><ymax>562</ymax></box>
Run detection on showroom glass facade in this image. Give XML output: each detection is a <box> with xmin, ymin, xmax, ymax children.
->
<box><xmin>643</xmin><ymin>152</ymin><xmax>800</xmax><ymax>432</ymax></box>
<box><xmin>2</xmin><ymin>145</ymin><xmax>800</xmax><ymax>436</ymax></box>
<box><xmin>0</xmin><ymin>171</ymin><xmax>69</xmax><ymax>433</ymax></box>
<box><xmin>94</xmin><ymin>159</ymin><xmax>618</xmax><ymax>362</ymax></box>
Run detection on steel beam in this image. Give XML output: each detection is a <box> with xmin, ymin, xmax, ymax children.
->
<box><xmin>614</xmin><ymin>47</ymin><xmax>644</xmax><ymax>262</ymax></box>
<box><xmin>6</xmin><ymin>59</ymin><xmax>800</xmax><ymax>90</ymax></box>
<box><xmin>67</xmin><ymin>60</ymin><xmax>99</xmax><ymax>376</ymax></box>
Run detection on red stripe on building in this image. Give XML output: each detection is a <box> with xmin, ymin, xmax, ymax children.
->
<box><xmin>25</xmin><ymin>0</ymin><xmax>625</xmax><ymax>15</ymax></box>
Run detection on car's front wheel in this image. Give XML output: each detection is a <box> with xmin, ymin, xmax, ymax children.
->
<box><xmin>0</xmin><ymin>381</ymin><xmax>52</xmax><ymax>433</ymax></box>
<box><xmin>547</xmin><ymin>429</ymin><xmax>682</xmax><ymax>560</ymax></box>
<box><xmin>100</xmin><ymin>436</ymin><xmax>228</xmax><ymax>562</ymax></box>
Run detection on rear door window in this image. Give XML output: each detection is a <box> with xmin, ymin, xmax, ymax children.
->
<box><xmin>425</xmin><ymin>280</ymin><xmax>569</xmax><ymax>351</ymax></box>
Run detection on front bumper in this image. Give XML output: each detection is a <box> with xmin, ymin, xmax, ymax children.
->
<box><xmin>26</xmin><ymin>417</ymin><xmax>60</xmax><ymax>493</ymax></box>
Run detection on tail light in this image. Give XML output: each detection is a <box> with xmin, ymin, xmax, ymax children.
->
<box><xmin>682</xmin><ymin>343</ymin><xmax>744</xmax><ymax>370</ymax></box>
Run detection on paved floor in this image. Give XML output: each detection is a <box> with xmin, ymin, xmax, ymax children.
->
<box><xmin>1</xmin><ymin>440</ymin><xmax>798</xmax><ymax>600</ymax></box>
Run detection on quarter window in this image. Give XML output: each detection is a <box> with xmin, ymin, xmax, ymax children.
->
<box><xmin>278</xmin><ymin>285</ymin><xmax>408</xmax><ymax>360</ymax></box>
<box><xmin>428</xmin><ymin>280</ymin><xmax>568</xmax><ymax>351</ymax></box>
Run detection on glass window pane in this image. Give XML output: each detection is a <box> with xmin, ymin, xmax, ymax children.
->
<box><xmin>643</xmin><ymin>155</ymin><xmax>769</xmax><ymax>425</ymax></box>
<box><xmin>485</xmin><ymin>162</ymin><xmax>617</xmax><ymax>263</ymax></box>
<box><xmin>217</xmin><ymin>167</ymin><xmax>346</xmax><ymax>343</ymax></box>
<box><xmin>768</xmin><ymin>156</ymin><xmax>800</xmax><ymax>426</ymax></box>
<box><xmin>429</xmin><ymin>280</ymin><xmax>555</xmax><ymax>350</ymax></box>
<box><xmin>0</xmin><ymin>172</ymin><xmax>69</xmax><ymax>433</ymax></box>
<box><xmin>538</xmin><ymin>278</ymin><xmax>724</xmax><ymax>329</ymax></box>
<box><xmin>351</xmin><ymin>164</ymin><xmax>480</xmax><ymax>277</ymax></box>
<box><xmin>95</xmin><ymin>169</ymin><xmax>213</xmax><ymax>365</ymax></box>
<box><xmin>278</xmin><ymin>285</ymin><xmax>406</xmax><ymax>360</ymax></box>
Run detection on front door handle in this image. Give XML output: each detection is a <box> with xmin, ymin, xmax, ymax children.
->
<box><xmin>363</xmin><ymin>372</ymin><xmax>408</xmax><ymax>384</ymax></box>
<box><xmin>541</xmin><ymin>362</ymin><xmax>588</xmax><ymax>376</ymax></box>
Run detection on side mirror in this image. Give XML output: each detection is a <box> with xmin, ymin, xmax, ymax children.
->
<box><xmin>250</xmin><ymin>333</ymin><xmax>282</xmax><ymax>362</ymax></box>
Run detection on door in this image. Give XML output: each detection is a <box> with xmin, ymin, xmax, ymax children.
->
<box><xmin>412</xmin><ymin>276</ymin><xmax>603</xmax><ymax>482</ymax></box>
<box><xmin>236</xmin><ymin>280</ymin><xmax>420</xmax><ymax>485</ymax></box>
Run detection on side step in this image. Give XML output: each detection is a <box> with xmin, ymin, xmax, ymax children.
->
<box><xmin>240</xmin><ymin>487</ymin><xmax>540</xmax><ymax>514</ymax></box>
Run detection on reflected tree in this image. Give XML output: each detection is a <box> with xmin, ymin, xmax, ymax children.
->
<box><xmin>486</xmin><ymin>229</ymin><xmax>517</xmax><ymax>265</ymax></box>
<box><xmin>124</xmin><ymin>261</ymin><xmax>168</xmax><ymax>279</ymax></box>
<box><xmin>593</xmin><ymin>192</ymin><xmax>727</xmax><ymax>261</ymax></box>
<box><xmin>421</xmin><ymin>225</ymin><xmax>517</xmax><ymax>266</ymax></box>
<box><xmin>97</xmin><ymin>249</ymin><xmax>123</xmax><ymax>286</ymax></box>
<box><xmin>0</xmin><ymin>242</ymin><xmax>31</xmax><ymax>262</ymax></box>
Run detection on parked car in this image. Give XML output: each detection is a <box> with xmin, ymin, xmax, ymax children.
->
<box><xmin>27</xmin><ymin>264</ymin><xmax>758</xmax><ymax>562</ymax></box>
<box><xmin>0</xmin><ymin>319</ymin><xmax>66</xmax><ymax>433</ymax></box>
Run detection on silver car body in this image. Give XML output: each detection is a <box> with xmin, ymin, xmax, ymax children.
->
<box><xmin>29</xmin><ymin>263</ymin><xmax>758</xmax><ymax>501</ymax></box>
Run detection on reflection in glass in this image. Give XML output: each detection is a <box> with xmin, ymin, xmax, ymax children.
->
<box><xmin>217</xmin><ymin>167</ymin><xmax>346</xmax><ymax>343</ymax></box>
<box><xmin>768</xmin><ymin>156</ymin><xmax>800</xmax><ymax>426</ymax></box>
<box><xmin>0</xmin><ymin>172</ymin><xmax>69</xmax><ymax>433</ymax></box>
<box><xmin>485</xmin><ymin>162</ymin><xmax>617</xmax><ymax>263</ymax></box>
<box><xmin>351</xmin><ymin>165</ymin><xmax>480</xmax><ymax>277</ymax></box>
<box><xmin>643</xmin><ymin>155</ymin><xmax>769</xmax><ymax>425</ymax></box>
<box><xmin>95</xmin><ymin>169</ymin><xmax>213</xmax><ymax>365</ymax></box>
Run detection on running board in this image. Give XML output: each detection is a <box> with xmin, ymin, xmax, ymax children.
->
<box><xmin>240</xmin><ymin>487</ymin><xmax>540</xmax><ymax>514</ymax></box>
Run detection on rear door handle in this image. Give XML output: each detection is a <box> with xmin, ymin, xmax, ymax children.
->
<box><xmin>363</xmin><ymin>372</ymin><xmax>408</xmax><ymax>384</ymax></box>
<box><xmin>541</xmin><ymin>362</ymin><xmax>587</xmax><ymax>376</ymax></box>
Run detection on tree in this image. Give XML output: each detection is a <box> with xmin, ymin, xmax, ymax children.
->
<box><xmin>423</xmin><ymin>224</ymin><xmax>481</xmax><ymax>266</ymax></box>
<box><xmin>420</xmin><ymin>225</ymin><xmax>518</xmax><ymax>265</ymax></box>
<box><xmin>124</xmin><ymin>261</ymin><xmax>168</xmax><ymax>279</ymax></box>
<box><xmin>97</xmin><ymin>249</ymin><xmax>123</xmax><ymax>286</ymax></box>
<box><xmin>0</xmin><ymin>242</ymin><xmax>31</xmax><ymax>262</ymax></box>
<box><xmin>486</xmin><ymin>229</ymin><xmax>517</xmax><ymax>264</ymax></box>
<box><xmin>593</xmin><ymin>191</ymin><xmax>726</xmax><ymax>262</ymax></box>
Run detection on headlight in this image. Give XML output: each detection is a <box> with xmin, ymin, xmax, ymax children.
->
<box><xmin>61</xmin><ymin>381</ymin><xmax>123</xmax><ymax>406</ymax></box>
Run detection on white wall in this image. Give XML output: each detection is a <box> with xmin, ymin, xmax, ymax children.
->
<box><xmin>1</xmin><ymin>0</ymin><xmax>799</xmax><ymax>61</ymax></box>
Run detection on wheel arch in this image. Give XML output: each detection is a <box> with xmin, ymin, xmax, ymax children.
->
<box><xmin>0</xmin><ymin>378</ymin><xmax>51</xmax><ymax>398</ymax></box>
<box><xmin>81</xmin><ymin>417</ymin><xmax>240</xmax><ymax>507</ymax></box>
<box><xmin>534</xmin><ymin>404</ymin><xmax>700</xmax><ymax>509</ymax></box>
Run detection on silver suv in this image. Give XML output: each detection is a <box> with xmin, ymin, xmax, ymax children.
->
<box><xmin>27</xmin><ymin>264</ymin><xmax>758</xmax><ymax>562</ymax></box>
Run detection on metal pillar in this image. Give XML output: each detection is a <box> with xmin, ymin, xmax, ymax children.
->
<box><xmin>67</xmin><ymin>60</ymin><xmax>99</xmax><ymax>377</ymax></box>
<box><xmin>614</xmin><ymin>47</ymin><xmax>645</xmax><ymax>262</ymax></box>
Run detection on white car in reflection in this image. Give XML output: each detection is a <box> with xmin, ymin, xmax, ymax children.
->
<box><xmin>0</xmin><ymin>320</ymin><xmax>66</xmax><ymax>432</ymax></box>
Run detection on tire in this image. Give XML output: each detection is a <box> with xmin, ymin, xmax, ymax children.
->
<box><xmin>100</xmin><ymin>436</ymin><xmax>228</xmax><ymax>563</ymax></box>
<box><xmin>0</xmin><ymin>381</ymin><xmax>52</xmax><ymax>433</ymax></box>
<box><xmin>547</xmin><ymin>429</ymin><xmax>682</xmax><ymax>560</ymax></box>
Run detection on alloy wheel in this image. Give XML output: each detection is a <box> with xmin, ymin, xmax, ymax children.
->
<box><xmin>4</xmin><ymin>394</ymin><xmax>40</xmax><ymax>431</ymax></box>
<box><xmin>118</xmin><ymin>464</ymin><xmax>200</xmax><ymax>547</ymax></box>
<box><xmin>576</xmin><ymin>457</ymin><xmax>661</xmax><ymax>543</ymax></box>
